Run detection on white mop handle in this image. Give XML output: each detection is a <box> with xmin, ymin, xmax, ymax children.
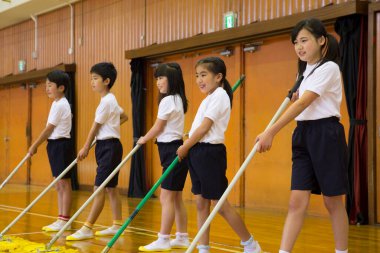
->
<box><xmin>46</xmin><ymin>144</ymin><xmax>141</xmax><ymax>250</ymax></box>
<box><xmin>0</xmin><ymin>159</ymin><xmax>77</xmax><ymax>237</ymax></box>
<box><xmin>186</xmin><ymin>98</ymin><xmax>290</xmax><ymax>253</ymax></box>
<box><xmin>0</xmin><ymin>154</ymin><xmax>30</xmax><ymax>190</ymax></box>
<box><xmin>0</xmin><ymin>140</ymin><xmax>96</xmax><ymax>238</ymax></box>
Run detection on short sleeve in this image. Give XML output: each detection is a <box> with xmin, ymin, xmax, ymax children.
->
<box><xmin>204</xmin><ymin>91</ymin><xmax>229</xmax><ymax>122</ymax></box>
<box><xmin>305</xmin><ymin>62</ymin><xmax>339</xmax><ymax>96</ymax></box>
<box><xmin>48</xmin><ymin>103</ymin><xmax>62</xmax><ymax>126</ymax></box>
<box><xmin>157</xmin><ymin>96</ymin><xmax>174</xmax><ymax>120</ymax></box>
<box><xmin>95</xmin><ymin>100</ymin><xmax>110</xmax><ymax>124</ymax></box>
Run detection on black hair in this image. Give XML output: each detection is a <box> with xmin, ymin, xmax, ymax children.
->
<box><xmin>291</xmin><ymin>18</ymin><xmax>340</xmax><ymax>77</ymax></box>
<box><xmin>154</xmin><ymin>63</ymin><xmax>188</xmax><ymax>113</ymax></box>
<box><xmin>90</xmin><ymin>62</ymin><xmax>117</xmax><ymax>90</ymax></box>
<box><xmin>46</xmin><ymin>70</ymin><xmax>70</xmax><ymax>92</ymax></box>
<box><xmin>195</xmin><ymin>57</ymin><xmax>233</xmax><ymax>107</ymax></box>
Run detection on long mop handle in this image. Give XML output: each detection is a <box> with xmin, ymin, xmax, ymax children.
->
<box><xmin>0</xmin><ymin>140</ymin><xmax>96</xmax><ymax>240</ymax></box>
<box><xmin>185</xmin><ymin>76</ymin><xmax>304</xmax><ymax>253</ymax></box>
<box><xmin>232</xmin><ymin>74</ymin><xmax>245</xmax><ymax>92</ymax></box>
<box><xmin>45</xmin><ymin>144</ymin><xmax>141</xmax><ymax>250</ymax></box>
<box><xmin>0</xmin><ymin>154</ymin><xmax>30</xmax><ymax>190</ymax></box>
<box><xmin>101</xmin><ymin>75</ymin><xmax>246</xmax><ymax>253</ymax></box>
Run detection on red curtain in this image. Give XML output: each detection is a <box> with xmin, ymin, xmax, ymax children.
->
<box><xmin>351</xmin><ymin>17</ymin><xmax>368</xmax><ymax>224</ymax></box>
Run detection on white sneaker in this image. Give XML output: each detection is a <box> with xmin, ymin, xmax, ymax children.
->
<box><xmin>42</xmin><ymin>220</ymin><xmax>71</xmax><ymax>232</ymax></box>
<box><xmin>170</xmin><ymin>232</ymin><xmax>190</xmax><ymax>249</ymax></box>
<box><xmin>66</xmin><ymin>227</ymin><xmax>94</xmax><ymax>241</ymax></box>
<box><xmin>95</xmin><ymin>225</ymin><xmax>125</xmax><ymax>237</ymax></box>
<box><xmin>139</xmin><ymin>233</ymin><xmax>171</xmax><ymax>252</ymax></box>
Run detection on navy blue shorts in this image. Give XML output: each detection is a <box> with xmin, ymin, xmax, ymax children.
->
<box><xmin>157</xmin><ymin>140</ymin><xmax>188</xmax><ymax>191</ymax></box>
<box><xmin>291</xmin><ymin>117</ymin><xmax>348</xmax><ymax>196</ymax></box>
<box><xmin>187</xmin><ymin>143</ymin><xmax>227</xmax><ymax>200</ymax></box>
<box><xmin>47</xmin><ymin>138</ymin><xmax>73</xmax><ymax>179</ymax></box>
<box><xmin>95</xmin><ymin>138</ymin><xmax>123</xmax><ymax>188</ymax></box>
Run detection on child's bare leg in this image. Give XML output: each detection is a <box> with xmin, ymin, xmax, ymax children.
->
<box><xmin>174</xmin><ymin>191</ymin><xmax>187</xmax><ymax>232</ymax></box>
<box><xmin>280</xmin><ymin>190</ymin><xmax>311</xmax><ymax>251</ymax></box>
<box><xmin>196</xmin><ymin>195</ymin><xmax>211</xmax><ymax>246</ymax></box>
<box><xmin>106</xmin><ymin>187</ymin><xmax>122</xmax><ymax>221</ymax></box>
<box><xmin>323</xmin><ymin>195</ymin><xmax>348</xmax><ymax>251</ymax></box>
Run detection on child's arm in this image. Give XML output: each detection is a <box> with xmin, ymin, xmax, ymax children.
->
<box><xmin>137</xmin><ymin>119</ymin><xmax>166</xmax><ymax>145</ymax></box>
<box><xmin>120</xmin><ymin>112</ymin><xmax>128</xmax><ymax>125</ymax></box>
<box><xmin>256</xmin><ymin>90</ymin><xmax>319</xmax><ymax>153</ymax></box>
<box><xmin>77</xmin><ymin>121</ymin><xmax>101</xmax><ymax>161</ymax></box>
<box><xmin>28</xmin><ymin>124</ymin><xmax>55</xmax><ymax>156</ymax></box>
<box><xmin>177</xmin><ymin>118</ymin><xmax>213</xmax><ymax>160</ymax></box>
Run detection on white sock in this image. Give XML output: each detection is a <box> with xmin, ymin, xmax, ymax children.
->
<box><xmin>109</xmin><ymin>224</ymin><xmax>120</xmax><ymax>230</ymax></box>
<box><xmin>197</xmin><ymin>244</ymin><xmax>210</xmax><ymax>253</ymax></box>
<box><xmin>175</xmin><ymin>232</ymin><xmax>189</xmax><ymax>238</ymax></box>
<box><xmin>335</xmin><ymin>250</ymin><xmax>348</xmax><ymax>253</ymax></box>
<box><xmin>279</xmin><ymin>250</ymin><xmax>290</xmax><ymax>253</ymax></box>
<box><xmin>241</xmin><ymin>235</ymin><xmax>258</xmax><ymax>251</ymax></box>
<box><xmin>158</xmin><ymin>233</ymin><xmax>170</xmax><ymax>242</ymax></box>
<box><xmin>79</xmin><ymin>225</ymin><xmax>93</xmax><ymax>235</ymax></box>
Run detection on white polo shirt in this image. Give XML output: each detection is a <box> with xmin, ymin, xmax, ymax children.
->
<box><xmin>157</xmin><ymin>95</ymin><xmax>184</xmax><ymax>142</ymax></box>
<box><xmin>296</xmin><ymin>61</ymin><xmax>342</xmax><ymax>121</ymax></box>
<box><xmin>47</xmin><ymin>97</ymin><xmax>72</xmax><ymax>139</ymax></box>
<box><xmin>189</xmin><ymin>87</ymin><xmax>231</xmax><ymax>144</ymax></box>
<box><xmin>95</xmin><ymin>93</ymin><xmax>123</xmax><ymax>140</ymax></box>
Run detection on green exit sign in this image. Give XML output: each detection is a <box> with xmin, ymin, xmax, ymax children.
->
<box><xmin>223</xmin><ymin>11</ymin><xmax>237</xmax><ymax>29</ymax></box>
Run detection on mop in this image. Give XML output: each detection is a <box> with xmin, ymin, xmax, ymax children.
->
<box><xmin>44</xmin><ymin>144</ymin><xmax>141</xmax><ymax>251</ymax></box>
<box><xmin>100</xmin><ymin>75</ymin><xmax>246</xmax><ymax>253</ymax></box>
<box><xmin>0</xmin><ymin>154</ymin><xmax>30</xmax><ymax>190</ymax></box>
<box><xmin>0</xmin><ymin>236</ymin><xmax>78</xmax><ymax>253</ymax></box>
<box><xmin>185</xmin><ymin>75</ymin><xmax>304</xmax><ymax>253</ymax></box>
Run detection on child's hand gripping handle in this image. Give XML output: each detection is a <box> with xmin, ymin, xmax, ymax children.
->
<box><xmin>286</xmin><ymin>75</ymin><xmax>304</xmax><ymax>99</ymax></box>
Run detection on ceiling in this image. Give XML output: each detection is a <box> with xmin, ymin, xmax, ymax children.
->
<box><xmin>0</xmin><ymin>0</ymin><xmax>79</xmax><ymax>30</ymax></box>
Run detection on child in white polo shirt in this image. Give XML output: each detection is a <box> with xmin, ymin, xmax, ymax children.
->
<box><xmin>255</xmin><ymin>18</ymin><xmax>348</xmax><ymax>253</ymax></box>
<box><xmin>66</xmin><ymin>62</ymin><xmax>128</xmax><ymax>241</ymax></box>
<box><xmin>29</xmin><ymin>70</ymin><xmax>73</xmax><ymax>232</ymax></box>
<box><xmin>177</xmin><ymin>57</ymin><xmax>262</xmax><ymax>253</ymax></box>
<box><xmin>138</xmin><ymin>63</ymin><xmax>190</xmax><ymax>251</ymax></box>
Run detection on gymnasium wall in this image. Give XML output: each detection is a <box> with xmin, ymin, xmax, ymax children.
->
<box><xmin>0</xmin><ymin>0</ymin><xmax>376</xmax><ymax>216</ymax></box>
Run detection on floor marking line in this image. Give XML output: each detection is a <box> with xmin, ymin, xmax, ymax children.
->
<box><xmin>0</xmin><ymin>205</ymin><xmax>243</xmax><ymax>251</ymax></box>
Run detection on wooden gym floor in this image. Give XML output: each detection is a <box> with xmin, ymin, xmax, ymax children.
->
<box><xmin>0</xmin><ymin>184</ymin><xmax>379</xmax><ymax>253</ymax></box>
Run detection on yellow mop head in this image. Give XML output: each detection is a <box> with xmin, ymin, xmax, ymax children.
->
<box><xmin>0</xmin><ymin>236</ymin><xmax>78</xmax><ymax>253</ymax></box>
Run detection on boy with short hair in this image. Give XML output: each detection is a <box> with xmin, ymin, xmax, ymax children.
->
<box><xmin>66</xmin><ymin>62</ymin><xmax>128</xmax><ymax>240</ymax></box>
<box><xmin>29</xmin><ymin>69</ymin><xmax>73</xmax><ymax>232</ymax></box>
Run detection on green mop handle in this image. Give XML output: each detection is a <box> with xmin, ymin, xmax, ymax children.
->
<box><xmin>232</xmin><ymin>74</ymin><xmax>245</xmax><ymax>92</ymax></box>
<box><xmin>101</xmin><ymin>74</ymin><xmax>246</xmax><ymax>253</ymax></box>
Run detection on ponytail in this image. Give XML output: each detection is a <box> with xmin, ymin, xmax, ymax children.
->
<box><xmin>221</xmin><ymin>77</ymin><xmax>233</xmax><ymax>107</ymax></box>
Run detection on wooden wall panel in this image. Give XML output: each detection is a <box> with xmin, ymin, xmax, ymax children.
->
<box><xmin>37</xmin><ymin>7</ymin><xmax>74</xmax><ymax>69</ymax></box>
<box><xmin>0</xmin><ymin>7</ymin><xmax>72</xmax><ymax>75</ymax></box>
<box><xmin>7</xmin><ymin>86</ymin><xmax>29</xmax><ymax>184</ymax></box>
<box><xmin>143</xmin><ymin>0</ymin><xmax>352</xmax><ymax>48</ymax></box>
<box><xmin>0</xmin><ymin>27</ymin><xmax>16</xmax><ymax>76</ymax></box>
<box><xmin>0</xmin><ymin>88</ymin><xmax>10</xmax><ymax>182</ymax></box>
<box><xmin>9</xmin><ymin>21</ymin><xmax>36</xmax><ymax>74</ymax></box>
